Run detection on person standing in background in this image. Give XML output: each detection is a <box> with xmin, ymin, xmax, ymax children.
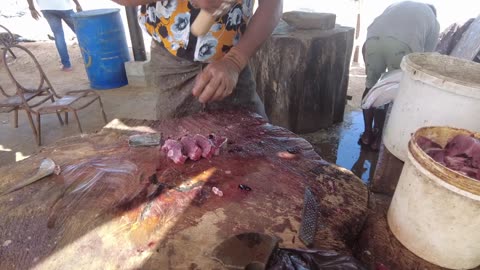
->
<box><xmin>27</xmin><ymin>0</ymin><xmax>83</xmax><ymax>71</ymax></box>
<box><xmin>361</xmin><ymin>1</ymin><xmax>440</xmax><ymax>151</ymax></box>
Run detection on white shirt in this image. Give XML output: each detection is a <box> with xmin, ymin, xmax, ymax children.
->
<box><xmin>367</xmin><ymin>1</ymin><xmax>440</xmax><ymax>53</ymax></box>
<box><xmin>36</xmin><ymin>0</ymin><xmax>74</xmax><ymax>11</ymax></box>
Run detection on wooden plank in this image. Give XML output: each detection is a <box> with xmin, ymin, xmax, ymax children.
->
<box><xmin>0</xmin><ymin>110</ymin><xmax>368</xmax><ymax>270</ymax></box>
<box><xmin>450</xmin><ymin>16</ymin><xmax>480</xmax><ymax>60</ymax></box>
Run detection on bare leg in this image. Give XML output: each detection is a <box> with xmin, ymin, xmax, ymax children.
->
<box><xmin>362</xmin><ymin>38</ymin><xmax>388</xmax><ymax>147</ymax></box>
<box><xmin>361</xmin><ymin>87</ymin><xmax>374</xmax><ymax>145</ymax></box>
<box><xmin>371</xmin><ymin>107</ymin><xmax>387</xmax><ymax>151</ymax></box>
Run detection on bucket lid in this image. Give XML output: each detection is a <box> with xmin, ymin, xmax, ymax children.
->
<box><xmin>401</xmin><ymin>53</ymin><xmax>480</xmax><ymax>99</ymax></box>
<box><xmin>72</xmin><ymin>8</ymin><xmax>120</xmax><ymax>18</ymax></box>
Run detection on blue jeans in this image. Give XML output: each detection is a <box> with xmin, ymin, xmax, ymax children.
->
<box><xmin>42</xmin><ymin>10</ymin><xmax>76</xmax><ymax>68</ymax></box>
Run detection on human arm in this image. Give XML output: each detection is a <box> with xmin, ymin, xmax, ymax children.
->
<box><xmin>234</xmin><ymin>0</ymin><xmax>283</xmax><ymax>63</ymax></box>
<box><xmin>192</xmin><ymin>0</ymin><xmax>283</xmax><ymax>103</ymax></box>
<box><xmin>110</xmin><ymin>0</ymin><xmax>158</xmax><ymax>6</ymax></box>
<box><xmin>111</xmin><ymin>0</ymin><xmax>222</xmax><ymax>8</ymax></box>
<box><xmin>27</xmin><ymin>0</ymin><xmax>41</xmax><ymax>20</ymax></box>
<box><xmin>72</xmin><ymin>0</ymin><xmax>82</xmax><ymax>12</ymax></box>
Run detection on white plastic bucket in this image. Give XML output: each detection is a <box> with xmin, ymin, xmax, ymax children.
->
<box><xmin>383</xmin><ymin>53</ymin><xmax>480</xmax><ymax>161</ymax></box>
<box><xmin>388</xmin><ymin>127</ymin><xmax>480</xmax><ymax>269</ymax></box>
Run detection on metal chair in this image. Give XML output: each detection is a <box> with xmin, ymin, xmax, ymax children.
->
<box><xmin>0</xmin><ymin>53</ymin><xmax>58</xmax><ymax>137</ymax></box>
<box><xmin>0</xmin><ymin>24</ymin><xmax>17</xmax><ymax>60</ymax></box>
<box><xmin>2</xmin><ymin>44</ymin><xmax>108</xmax><ymax>145</ymax></box>
<box><xmin>0</xmin><ymin>82</ymin><xmax>51</xmax><ymax>130</ymax></box>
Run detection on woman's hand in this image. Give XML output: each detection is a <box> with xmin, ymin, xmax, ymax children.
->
<box><xmin>192</xmin><ymin>47</ymin><xmax>248</xmax><ymax>103</ymax></box>
<box><xmin>192</xmin><ymin>58</ymin><xmax>240</xmax><ymax>103</ymax></box>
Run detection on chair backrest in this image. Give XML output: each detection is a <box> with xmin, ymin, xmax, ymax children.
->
<box><xmin>0</xmin><ymin>83</ymin><xmax>13</xmax><ymax>98</ymax></box>
<box><xmin>0</xmin><ymin>25</ymin><xmax>16</xmax><ymax>49</ymax></box>
<box><xmin>2</xmin><ymin>44</ymin><xmax>57</xmax><ymax>97</ymax></box>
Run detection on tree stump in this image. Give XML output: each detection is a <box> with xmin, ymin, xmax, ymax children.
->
<box><xmin>251</xmin><ymin>21</ymin><xmax>354</xmax><ymax>133</ymax></box>
<box><xmin>0</xmin><ymin>110</ymin><xmax>368</xmax><ymax>269</ymax></box>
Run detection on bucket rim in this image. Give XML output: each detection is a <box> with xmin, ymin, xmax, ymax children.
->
<box><xmin>409</xmin><ymin>126</ymin><xmax>480</xmax><ymax>196</ymax></box>
<box><xmin>72</xmin><ymin>8</ymin><xmax>121</xmax><ymax>18</ymax></box>
<box><xmin>401</xmin><ymin>53</ymin><xmax>480</xmax><ymax>99</ymax></box>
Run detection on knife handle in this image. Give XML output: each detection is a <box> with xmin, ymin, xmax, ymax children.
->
<box><xmin>191</xmin><ymin>9</ymin><xmax>216</xmax><ymax>37</ymax></box>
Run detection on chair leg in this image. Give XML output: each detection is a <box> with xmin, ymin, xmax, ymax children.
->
<box><xmin>25</xmin><ymin>111</ymin><xmax>38</xmax><ymax>145</ymax></box>
<box><xmin>8</xmin><ymin>48</ymin><xmax>16</xmax><ymax>59</ymax></box>
<box><xmin>97</xmin><ymin>98</ymin><xmax>108</xmax><ymax>124</ymax></box>
<box><xmin>36</xmin><ymin>114</ymin><xmax>42</xmax><ymax>146</ymax></box>
<box><xmin>73</xmin><ymin>110</ymin><xmax>83</xmax><ymax>133</ymax></box>
<box><xmin>50</xmin><ymin>97</ymin><xmax>64</xmax><ymax>126</ymax></box>
<box><xmin>56</xmin><ymin>111</ymin><xmax>64</xmax><ymax>126</ymax></box>
<box><xmin>12</xmin><ymin>109</ymin><xmax>18</xmax><ymax>128</ymax></box>
<box><xmin>64</xmin><ymin>112</ymin><xmax>68</xmax><ymax>125</ymax></box>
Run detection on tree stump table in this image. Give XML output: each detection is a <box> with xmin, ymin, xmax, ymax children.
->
<box><xmin>0</xmin><ymin>110</ymin><xmax>367</xmax><ymax>269</ymax></box>
<box><xmin>251</xmin><ymin>20</ymin><xmax>355</xmax><ymax>133</ymax></box>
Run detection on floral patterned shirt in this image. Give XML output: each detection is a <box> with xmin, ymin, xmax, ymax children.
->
<box><xmin>139</xmin><ymin>0</ymin><xmax>254</xmax><ymax>63</ymax></box>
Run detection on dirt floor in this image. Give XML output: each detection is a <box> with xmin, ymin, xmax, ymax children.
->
<box><xmin>0</xmin><ymin>41</ymin><xmax>377</xmax><ymax>183</ymax></box>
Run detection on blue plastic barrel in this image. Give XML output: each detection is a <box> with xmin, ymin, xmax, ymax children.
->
<box><xmin>72</xmin><ymin>9</ymin><xmax>130</xmax><ymax>89</ymax></box>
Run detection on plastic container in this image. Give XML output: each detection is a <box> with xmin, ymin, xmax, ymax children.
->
<box><xmin>383</xmin><ymin>53</ymin><xmax>480</xmax><ymax>161</ymax></box>
<box><xmin>388</xmin><ymin>126</ymin><xmax>480</xmax><ymax>269</ymax></box>
<box><xmin>72</xmin><ymin>9</ymin><xmax>130</xmax><ymax>89</ymax></box>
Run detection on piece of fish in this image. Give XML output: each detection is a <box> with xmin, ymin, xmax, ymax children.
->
<box><xmin>419</xmin><ymin>135</ymin><xmax>480</xmax><ymax>181</ymax></box>
<box><xmin>194</xmin><ymin>134</ymin><xmax>215</xmax><ymax>159</ymax></box>
<box><xmin>0</xmin><ymin>158</ymin><xmax>56</xmax><ymax>196</ymax></box>
<box><xmin>445</xmin><ymin>134</ymin><xmax>480</xmax><ymax>157</ymax></box>
<box><xmin>181</xmin><ymin>136</ymin><xmax>203</xmax><ymax>161</ymax></box>
<box><xmin>209</xmin><ymin>134</ymin><xmax>228</xmax><ymax>156</ymax></box>
<box><xmin>162</xmin><ymin>139</ymin><xmax>188</xmax><ymax>164</ymax></box>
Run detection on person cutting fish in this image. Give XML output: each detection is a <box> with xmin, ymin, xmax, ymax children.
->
<box><xmin>112</xmin><ymin>0</ymin><xmax>282</xmax><ymax>120</ymax></box>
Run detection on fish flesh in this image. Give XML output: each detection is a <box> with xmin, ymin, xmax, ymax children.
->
<box><xmin>162</xmin><ymin>134</ymin><xmax>228</xmax><ymax>164</ymax></box>
<box><xmin>209</xmin><ymin>134</ymin><xmax>228</xmax><ymax>156</ymax></box>
<box><xmin>418</xmin><ymin>135</ymin><xmax>480</xmax><ymax>180</ymax></box>
<box><xmin>162</xmin><ymin>139</ymin><xmax>188</xmax><ymax>165</ymax></box>
<box><xmin>194</xmin><ymin>134</ymin><xmax>215</xmax><ymax>159</ymax></box>
<box><xmin>180</xmin><ymin>136</ymin><xmax>202</xmax><ymax>161</ymax></box>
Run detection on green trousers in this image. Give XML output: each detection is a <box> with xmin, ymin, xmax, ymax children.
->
<box><xmin>364</xmin><ymin>36</ymin><xmax>412</xmax><ymax>89</ymax></box>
